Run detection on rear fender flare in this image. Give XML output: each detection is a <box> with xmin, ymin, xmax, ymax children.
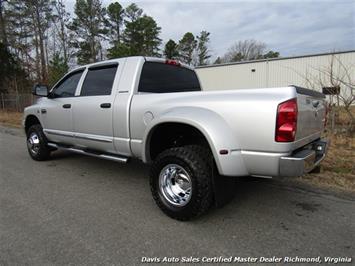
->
<box><xmin>142</xmin><ymin>107</ymin><xmax>248</xmax><ymax>176</ymax></box>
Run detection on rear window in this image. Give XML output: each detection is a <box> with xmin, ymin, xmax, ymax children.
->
<box><xmin>138</xmin><ymin>62</ymin><xmax>201</xmax><ymax>93</ymax></box>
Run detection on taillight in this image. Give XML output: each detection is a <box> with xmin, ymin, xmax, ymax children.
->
<box><xmin>275</xmin><ymin>98</ymin><xmax>298</xmax><ymax>142</ymax></box>
<box><xmin>165</xmin><ymin>59</ymin><xmax>181</xmax><ymax>66</ymax></box>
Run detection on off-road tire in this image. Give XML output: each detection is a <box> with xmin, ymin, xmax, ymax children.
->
<box><xmin>150</xmin><ymin>145</ymin><xmax>214</xmax><ymax>221</ymax></box>
<box><xmin>26</xmin><ymin>124</ymin><xmax>51</xmax><ymax>161</ymax></box>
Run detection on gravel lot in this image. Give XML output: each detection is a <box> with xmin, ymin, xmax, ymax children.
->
<box><xmin>0</xmin><ymin>126</ymin><xmax>354</xmax><ymax>265</ymax></box>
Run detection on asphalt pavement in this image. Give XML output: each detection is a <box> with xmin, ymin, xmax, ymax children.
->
<box><xmin>0</xmin><ymin>126</ymin><xmax>354</xmax><ymax>265</ymax></box>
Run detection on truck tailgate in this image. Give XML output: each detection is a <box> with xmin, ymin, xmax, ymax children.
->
<box><xmin>295</xmin><ymin>86</ymin><xmax>326</xmax><ymax>144</ymax></box>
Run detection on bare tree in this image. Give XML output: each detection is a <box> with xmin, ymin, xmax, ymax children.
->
<box><xmin>52</xmin><ymin>0</ymin><xmax>74</xmax><ymax>65</ymax></box>
<box><xmin>300</xmin><ymin>54</ymin><xmax>354</xmax><ymax>135</ymax></box>
<box><xmin>222</xmin><ymin>39</ymin><xmax>266</xmax><ymax>62</ymax></box>
<box><xmin>27</xmin><ymin>0</ymin><xmax>55</xmax><ymax>83</ymax></box>
<box><xmin>322</xmin><ymin>55</ymin><xmax>354</xmax><ymax>134</ymax></box>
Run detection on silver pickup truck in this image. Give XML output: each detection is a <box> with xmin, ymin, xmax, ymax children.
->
<box><xmin>24</xmin><ymin>56</ymin><xmax>329</xmax><ymax>220</ymax></box>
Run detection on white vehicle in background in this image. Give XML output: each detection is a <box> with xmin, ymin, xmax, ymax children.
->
<box><xmin>24</xmin><ymin>57</ymin><xmax>329</xmax><ymax>220</ymax></box>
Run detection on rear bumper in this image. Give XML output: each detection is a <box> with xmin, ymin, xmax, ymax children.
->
<box><xmin>279</xmin><ymin>138</ymin><xmax>329</xmax><ymax>177</ymax></box>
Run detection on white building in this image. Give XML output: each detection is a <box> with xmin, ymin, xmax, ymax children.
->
<box><xmin>195</xmin><ymin>50</ymin><xmax>355</xmax><ymax>101</ymax></box>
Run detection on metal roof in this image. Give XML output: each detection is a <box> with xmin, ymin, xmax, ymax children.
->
<box><xmin>195</xmin><ymin>50</ymin><xmax>355</xmax><ymax>69</ymax></box>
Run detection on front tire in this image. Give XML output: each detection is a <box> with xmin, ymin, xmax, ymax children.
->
<box><xmin>150</xmin><ymin>145</ymin><xmax>214</xmax><ymax>221</ymax></box>
<box><xmin>26</xmin><ymin>124</ymin><xmax>51</xmax><ymax>161</ymax></box>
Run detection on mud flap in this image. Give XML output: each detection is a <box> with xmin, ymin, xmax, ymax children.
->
<box><xmin>212</xmin><ymin>173</ymin><xmax>238</xmax><ymax>208</ymax></box>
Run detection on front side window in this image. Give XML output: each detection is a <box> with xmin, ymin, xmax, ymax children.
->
<box><xmin>80</xmin><ymin>65</ymin><xmax>118</xmax><ymax>96</ymax></box>
<box><xmin>51</xmin><ymin>70</ymin><xmax>84</xmax><ymax>98</ymax></box>
<box><xmin>138</xmin><ymin>62</ymin><xmax>201</xmax><ymax>93</ymax></box>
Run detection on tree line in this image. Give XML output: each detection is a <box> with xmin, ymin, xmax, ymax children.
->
<box><xmin>0</xmin><ymin>0</ymin><xmax>280</xmax><ymax>94</ymax></box>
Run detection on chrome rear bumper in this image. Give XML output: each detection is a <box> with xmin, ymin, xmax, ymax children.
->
<box><xmin>279</xmin><ymin>138</ymin><xmax>329</xmax><ymax>177</ymax></box>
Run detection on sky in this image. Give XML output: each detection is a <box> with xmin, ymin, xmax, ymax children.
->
<box><xmin>65</xmin><ymin>0</ymin><xmax>355</xmax><ymax>59</ymax></box>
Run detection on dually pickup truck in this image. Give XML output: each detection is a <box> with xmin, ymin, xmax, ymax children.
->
<box><xmin>24</xmin><ymin>56</ymin><xmax>329</xmax><ymax>220</ymax></box>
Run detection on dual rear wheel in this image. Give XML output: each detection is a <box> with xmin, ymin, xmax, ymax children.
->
<box><xmin>150</xmin><ymin>145</ymin><xmax>214</xmax><ymax>221</ymax></box>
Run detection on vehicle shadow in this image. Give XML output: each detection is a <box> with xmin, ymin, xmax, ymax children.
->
<box><xmin>50</xmin><ymin>149</ymin><xmax>151</xmax><ymax>177</ymax></box>
<box><xmin>48</xmin><ymin>149</ymin><xmax>335</xmax><ymax>223</ymax></box>
<box><xmin>50</xmin><ymin>149</ymin><xmax>273</xmax><ymax>195</ymax></box>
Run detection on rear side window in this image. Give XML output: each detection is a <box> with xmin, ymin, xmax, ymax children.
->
<box><xmin>52</xmin><ymin>70</ymin><xmax>84</xmax><ymax>98</ymax></box>
<box><xmin>80</xmin><ymin>65</ymin><xmax>118</xmax><ymax>96</ymax></box>
<box><xmin>138</xmin><ymin>62</ymin><xmax>201</xmax><ymax>93</ymax></box>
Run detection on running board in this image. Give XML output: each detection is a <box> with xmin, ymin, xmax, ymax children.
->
<box><xmin>47</xmin><ymin>143</ymin><xmax>128</xmax><ymax>163</ymax></box>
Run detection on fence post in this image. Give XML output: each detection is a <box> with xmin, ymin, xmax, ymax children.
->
<box><xmin>18</xmin><ymin>94</ymin><xmax>22</xmax><ymax>112</ymax></box>
<box><xmin>15</xmin><ymin>94</ymin><xmax>19</xmax><ymax>112</ymax></box>
<box><xmin>1</xmin><ymin>93</ymin><xmax>4</xmax><ymax>111</ymax></box>
<box><xmin>331</xmin><ymin>109</ymin><xmax>336</xmax><ymax>134</ymax></box>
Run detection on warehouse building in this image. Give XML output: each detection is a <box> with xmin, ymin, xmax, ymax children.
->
<box><xmin>195</xmin><ymin>50</ymin><xmax>355</xmax><ymax>101</ymax></box>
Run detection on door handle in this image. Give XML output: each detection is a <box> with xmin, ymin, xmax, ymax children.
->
<box><xmin>100</xmin><ymin>103</ymin><xmax>111</xmax><ymax>108</ymax></box>
<box><xmin>62</xmin><ymin>104</ymin><xmax>71</xmax><ymax>109</ymax></box>
<box><xmin>41</xmin><ymin>109</ymin><xmax>47</xmax><ymax>114</ymax></box>
<box><xmin>312</xmin><ymin>100</ymin><xmax>320</xmax><ymax>108</ymax></box>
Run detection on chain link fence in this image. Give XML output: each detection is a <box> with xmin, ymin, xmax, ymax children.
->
<box><xmin>0</xmin><ymin>93</ymin><xmax>35</xmax><ymax>112</ymax></box>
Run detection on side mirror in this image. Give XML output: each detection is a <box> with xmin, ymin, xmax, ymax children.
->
<box><xmin>32</xmin><ymin>84</ymin><xmax>49</xmax><ymax>97</ymax></box>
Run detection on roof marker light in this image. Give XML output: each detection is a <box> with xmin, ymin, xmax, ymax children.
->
<box><xmin>165</xmin><ymin>59</ymin><xmax>181</xmax><ymax>66</ymax></box>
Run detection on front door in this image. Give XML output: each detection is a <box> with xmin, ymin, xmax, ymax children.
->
<box><xmin>41</xmin><ymin>69</ymin><xmax>84</xmax><ymax>144</ymax></box>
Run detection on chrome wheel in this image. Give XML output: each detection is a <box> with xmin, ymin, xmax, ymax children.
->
<box><xmin>27</xmin><ymin>132</ymin><xmax>40</xmax><ymax>155</ymax></box>
<box><xmin>159</xmin><ymin>164</ymin><xmax>192</xmax><ymax>207</ymax></box>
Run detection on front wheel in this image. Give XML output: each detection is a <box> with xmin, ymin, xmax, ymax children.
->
<box><xmin>26</xmin><ymin>124</ymin><xmax>51</xmax><ymax>161</ymax></box>
<box><xmin>150</xmin><ymin>145</ymin><xmax>214</xmax><ymax>221</ymax></box>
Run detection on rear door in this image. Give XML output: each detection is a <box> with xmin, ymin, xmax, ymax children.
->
<box><xmin>71</xmin><ymin>63</ymin><xmax>119</xmax><ymax>153</ymax></box>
